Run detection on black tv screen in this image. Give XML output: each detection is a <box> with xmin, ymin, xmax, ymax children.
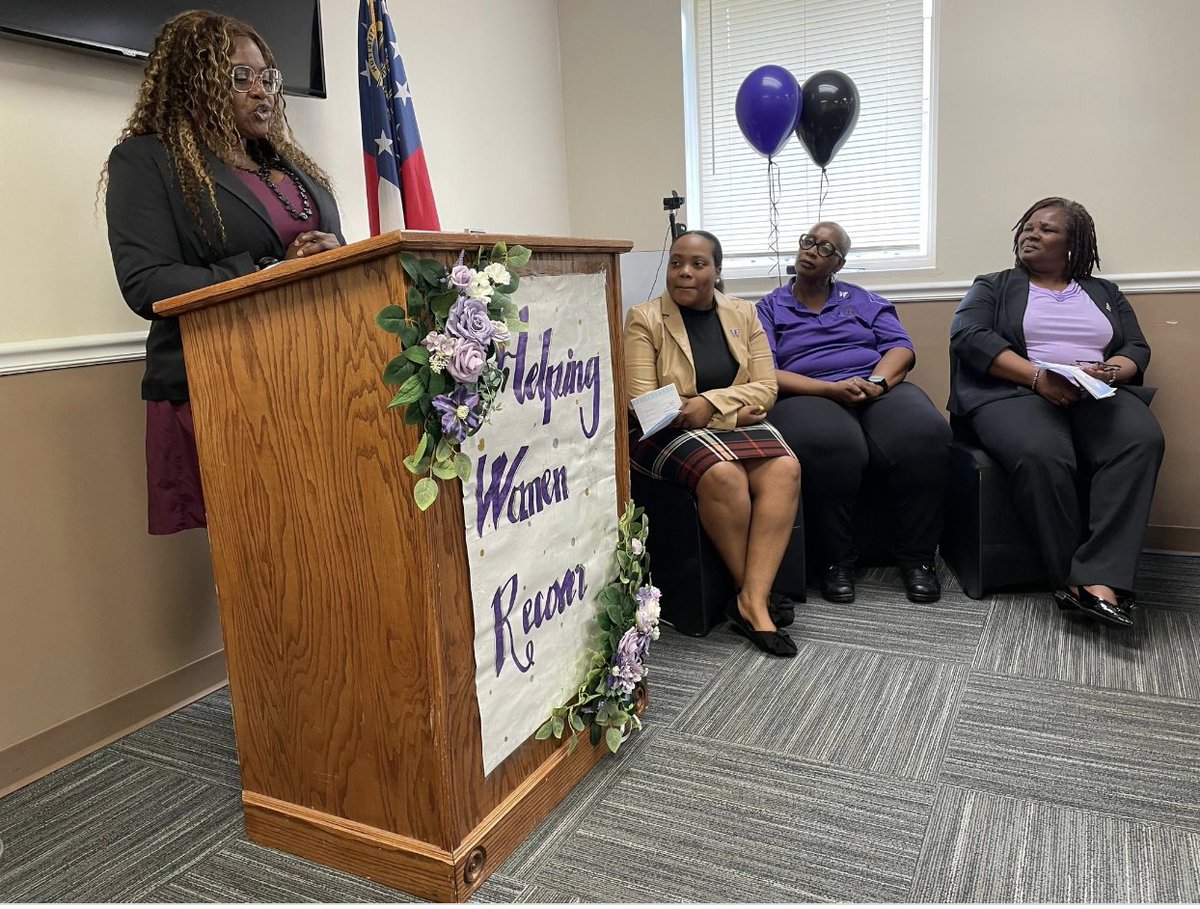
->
<box><xmin>0</xmin><ymin>1</ymin><xmax>326</xmax><ymax>98</ymax></box>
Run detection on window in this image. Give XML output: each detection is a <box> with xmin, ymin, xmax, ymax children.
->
<box><xmin>684</xmin><ymin>0</ymin><xmax>935</xmax><ymax>277</ymax></box>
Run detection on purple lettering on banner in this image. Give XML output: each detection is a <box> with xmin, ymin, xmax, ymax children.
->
<box><xmin>492</xmin><ymin>563</ymin><xmax>589</xmax><ymax>679</ymax></box>
<box><xmin>492</xmin><ymin>573</ymin><xmax>534</xmax><ymax>676</ymax></box>
<box><xmin>475</xmin><ymin>446</ymin><xmax>528</xmax><ymax>537</ymax></box>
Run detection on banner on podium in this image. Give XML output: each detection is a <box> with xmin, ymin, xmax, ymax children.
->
<box><xmin>462</xmin><ymin>272</ymin><xmax>619</xmax><ymax>774</ymax></box>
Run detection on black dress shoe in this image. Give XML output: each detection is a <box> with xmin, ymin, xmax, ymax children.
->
<box><xmin>901</xmin><ymin>565</ymin><xmax>941</xmax><ymax>603</ymax></box>
<box><xmin>725</xmin><ymin>605</ymin><xmax>798</xmax><ymax>657</ymax></box>
<box><xmin>1053</xmin><ymin>587</ymin><xmax>1081</xmax><ymax>611</ymax></box>
<box><xmin>1076</xmin><ymin>587</ymin><xmax>1134</xmax><ymax>629</ymax></box>
<box><xmin>768</xmin><ymin>592</ymin><xmax>796</xmax><ymax>627</ymax></box>
<box><xmin>821</xmin><ymin>565</ymin><xmax>855</xmax><ymax>603</ymax></box>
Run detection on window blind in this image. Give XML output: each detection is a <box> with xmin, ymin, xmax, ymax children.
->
<box><xmin>692</xmin><ymin>0</ymin><xmax>932</xmax><ymax>265</ymax></box>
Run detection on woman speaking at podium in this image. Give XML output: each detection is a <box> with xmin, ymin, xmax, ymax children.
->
<box><xmin>624</xmin><ymin>231</ymin><xmax>801</xmax><ymax>658</ymax></box>
<box><xmin>104</xmin><ymin>11</ymin><xmax>344</xmax><ymax>534</ymax></box>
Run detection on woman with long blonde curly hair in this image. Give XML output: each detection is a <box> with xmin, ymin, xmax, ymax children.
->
<box><xmin>105</xmin><ymin>10</ymin><xmax>344</xmax><ymax>534</ymax></box>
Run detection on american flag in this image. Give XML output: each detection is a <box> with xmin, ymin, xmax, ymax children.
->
<box><xmin>358</xmin><ymin>0</ymin><xmax>440</xmax><ymax>233</ymax></box>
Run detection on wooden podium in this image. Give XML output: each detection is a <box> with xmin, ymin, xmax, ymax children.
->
<box><xmin>154</xmin><ymin>231</ymin><xmax>633</xmax><ymax>901</ymax></box>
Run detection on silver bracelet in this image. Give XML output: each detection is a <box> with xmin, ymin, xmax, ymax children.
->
<box><xmin>1030</xmin><ymin>367</ymin><xmax>1041</xmax><ymax>392</ymax></box>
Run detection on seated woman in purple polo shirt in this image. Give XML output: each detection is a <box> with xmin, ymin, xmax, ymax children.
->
<box><xmin>950</xmin><ymin>197</ymin><xmax>1163</xmax><ymax>629</ymax></box>
<box><xmin>757</xmin><ymin>223</ymin><xmax>950</xmax><ymax>604</ymax></box>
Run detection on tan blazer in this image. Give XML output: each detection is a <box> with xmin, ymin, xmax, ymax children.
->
<box><xmin>624</xmin><ymin>290</ymin><xmax>778</xmax><ymax>431</ymax></box>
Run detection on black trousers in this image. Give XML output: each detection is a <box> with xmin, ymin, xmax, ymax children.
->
<box><xmin>967</xmin><ymin>389</ymin><xmax>1164</xmax><ymax>591</ymax></box>
<box><xmin>768</xmin><ymin>382</ymin><xmax>951</xmax><ymax>568</ymax></box>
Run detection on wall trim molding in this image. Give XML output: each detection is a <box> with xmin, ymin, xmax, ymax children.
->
<box><xmin>0</xmin><ymin>330</ymin><xmax>147</xmax><ymax>377</ymax></box>
<box><xmin>3</xmin><ymin>270</ymin><xmax>1199</xmax><ymax>377</ymax></box>
<box><xmin>726</xmin><ymin>270</ymin><xmax>1200</xmax><ymax>304</ymax></box>
<box><xmin>0</xmin><ymin>650</ymin><xmax>227</xmax><ymax>798</ymax></box>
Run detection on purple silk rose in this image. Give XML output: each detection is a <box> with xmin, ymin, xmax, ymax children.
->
<box><xmin>446</xmin><ymin>340</ymin><xmax>486</xmax><ymax>383</ymax></box>
<box><xmin>445</xmin><ymin>297</ymin><xmax>496</xmax><ymax>346</ymax></box>
<box><xmin>448</xmin><ymin>264</ymin><xmax>473</xmax><ymax>290</ymax></box>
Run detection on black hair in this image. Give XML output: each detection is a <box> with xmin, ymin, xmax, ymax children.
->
<box><xmin>1011</xmin><ymin>196</ymin><xmax>1101</xmax><ymax>279</ymax></box>
<box><xmin>671</xmin><ymin>229</ymin><xmax>724</xmax><ymax>292</ymax></box>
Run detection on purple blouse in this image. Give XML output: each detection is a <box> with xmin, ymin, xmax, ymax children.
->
<box><xmin>232</xmin><ymin>168</ymin><xmax>319</xmax><ymax>249</ymax></box>
<box><xmin>1023</xmin><ymin>281</ymin><xmax>1112</xmax><ymax>365</ymax></box>
<box><xmin>756</xmin><ymin>280</ymin><xmax>915</xmax><ymax>381</ymax></box>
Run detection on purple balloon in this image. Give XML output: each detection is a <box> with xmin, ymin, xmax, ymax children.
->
<box><xmin>735</xmin><ymin>65</ymin><xmax>802</xmax><ymax>159</ymax></box>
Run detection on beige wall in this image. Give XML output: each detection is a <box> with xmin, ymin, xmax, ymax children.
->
<box><xmin>0</xmin><ymin>0</ymin><xmax>571</xmax><ymax>783</ymax></box>
<box><xmin>559</xmin><ymin>0</ymin><xmax>1200</xmax><ymax>281</ymax></box>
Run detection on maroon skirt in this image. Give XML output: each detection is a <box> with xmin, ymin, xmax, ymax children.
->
<box><xmin>145</xmin><ymin>400</ymin><xmax>207</xmax><ymax>535</ymax></box>
<box><xmin>630</xmin><ymin>422</ymin><xmax>795</xmax><ymax>493</ymax></box>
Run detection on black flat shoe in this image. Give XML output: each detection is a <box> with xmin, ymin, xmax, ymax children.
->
<box><xmin>768</xmin><ymin>592</ymin><xmax>796</xmax><ymax>627</ymax></box>
<box><xmin>725</xmin><ymin>606</ymin><xmax>798</xmax><ymax>658</ymax></box>
<box><xmin>1053</xmin><ymin>587</ymin><xmax>1081</xmax><ymax>611</ymax></box>
<box><xmin>1076</xmin><ymin>587</ymin><xmax>1134</xmax><ymax>629</ymax></box>
<box><xmin>901</xmin><ymin>565</ymin><xmax>941</xmax><ymax>603</ymax></box>
<box><xmin>821</xmin><ymin>565</ymin><xmax>855</xmax><ymax>603</ymax></box>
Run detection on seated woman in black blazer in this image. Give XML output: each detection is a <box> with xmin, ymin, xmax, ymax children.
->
<box><xmin>104</xmin><ymin>11</ymin><xmax>344</xmax><ymax>535</ymax></box>
<box><xmin>949</xmin><ymin>197</ymin><xmax>1164</xmax><ymax>628</ymax></box>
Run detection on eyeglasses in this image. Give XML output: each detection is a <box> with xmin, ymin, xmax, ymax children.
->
<box><xmin>230</xmin><ymin>65</ymin><xmax>283</xmax><ymax>94</ymax></box>
<box><xmin>799</xmin><ymin>234</ymin><xmax>844</xmax><ymax>259</ymax></box>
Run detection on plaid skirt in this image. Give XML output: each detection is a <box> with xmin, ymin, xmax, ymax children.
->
<box><xmin>630</xmin><ymin>422</ymin><xmax>796</xmax><ymax>493</ymax></box>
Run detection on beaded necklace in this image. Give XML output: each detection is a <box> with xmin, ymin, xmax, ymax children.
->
<box><xmin>238</xmin><ymin>160</ymin><xmax>313</xmax><ymax>221</ymax></box>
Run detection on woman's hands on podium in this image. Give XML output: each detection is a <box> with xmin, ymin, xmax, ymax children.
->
<box><xmin>285</xmin><ymin>231</ymin><xmax>342</xmax><ymax>260</ymax></box>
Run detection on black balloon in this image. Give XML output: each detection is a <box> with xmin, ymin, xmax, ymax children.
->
<box><xmin>795</xmin><ymin>70</ymin><xmax>860</xmax><ymax>169</ymax></box>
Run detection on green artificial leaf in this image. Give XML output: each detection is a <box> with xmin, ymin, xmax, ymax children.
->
<box><xmin>398</xmin><ymin>324</ymin><xmax>420</xmax><ymax>348</ymax></box>
<box><xmin>404</xmin><ymin>345</ymin><xmax>431</xmax><ymax>365</ymax></box>
<box><xmin>596</xmin><ymin>611</ymin><xmax>612</xmax><ymax>631</ymax></box>
<box><xmin>605</xmin><ymin>726</ymin><xmax>622</xmax><ymax>754</ymax></box>
<box><xmin>389</xmin><ymin>374</ymin><xmax>425</xmax><ymax>408</ymax></box>
<box><xmin>507</xmin><ymin>245</ymin><xmax>532</xmax><ymax>268</ymax></box>
<box><xmin>606</xmin><ymin>602</ymin><xmax>624</xmax><ymax>625</ymax></box>
<box><xmin>375</xmin><ymin>305</ymin><xmax>407</xmax><ymax>334</ymax></box>
<box><xmin>570</xmin><ymin>712</ymin><xmax>585</xmax><ymax>733</ymax></box>
<box><xmin>551</xmin><ymin>715</ymin><xmax>564</xmax><ymax>738</ymax></box>
<box><xmin>382</xmin><ymin>357</ymin><xmax>415</xmax><ymax>386</ymax></box>
<box><xmin>534</xmin><ymin>719</ymin><xmax>554</xmax><ymax>741</ymax></box>
<box><xmin>413</xmin><ymin>477</ymin><xmax>439</xmax><ymax>511</ymax></box>
<box><xmin>454</xmin><ymin>453</ymin><xmax>472</xmax><ymax>482</ymax></box>
<box><xmin>490</xmin><ymin>290</ymin><xmax>511</xmax><ymax>312</ymax></box>
<box><xmin>427</xmin><ymin>371</ymin><xmax>447</xmax><ymax>397</ymax></box>
<box><xmin>598</xmin><ymin>585</ymin><xmax>621</xmax><ymax>607</ymax></box>
<box><xmin>402</xmin><ymin>405</ymin><xmax>424</xmax><ymax>425</ymax></box>
<box><xmin>590</xmin><ymin>722</ymin><xmax>603</xmax><ymax>747</ymax></box>
<box><xmin>567</xmin><ymin>734</ymin><xmax>579</xmax><ymax>755</ymax></box>
<box><xmin>491</xmin><ymin>241</ymin><xmax>508</xmax><ymax>262</ymax></box>
<box><xmin>430</xmin><ymin>290</ymin><xmax>459</xmax><ymax>320</ymax></box>
<box><xmin>497</xmin><ymin>272</ymin><xmax>520</xmax><ymax>294</ymax></box>
<box><xmin>617</xmin><ymin>550</ymin><xmax>631</xmax><ymax>570</ymax></box>
<box><xmin>402</xmin><ymin>453</ymin><xmax>430</xmax><ymax>476</ymax></box>
<box><xmin>432</xmin><ymin>459</ymin><xmax>458</xmax><ymax>480</ymax></box>
<box><xmin>434</xmin><ymin>438</ymin><xmax>453</xmax><ymax>462</ymax></box>
<box><xmin>413</xmin><ymin>432</ymin><xmax>430</xmax><ymax>463</ymax></box>
<box><xmin>419</xmin><ymin>258</ymin><xmax>445</xmax><ymax>286</ymax></box>
<box><xmin>400</xmin><ymin>252</ymin><xmax>421</xmax><ymax>282</ymax></box>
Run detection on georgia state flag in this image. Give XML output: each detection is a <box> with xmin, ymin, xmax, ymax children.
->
<box><xmin>358</xmin><ymin>0</ymin><xmax>440</xmax><ymax>234</ymax></box>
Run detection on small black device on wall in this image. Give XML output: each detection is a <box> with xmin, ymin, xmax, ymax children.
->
<box><xmin>0</xmin><ymin>0</ymin><xmax>327</xmax><ymax>98</ymax></box>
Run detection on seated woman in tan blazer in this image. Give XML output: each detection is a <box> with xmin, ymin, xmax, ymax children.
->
<box><xmin>624</xmin><ymin>230</ymin><xmax>801</xmax><ymax>658</ymax></box>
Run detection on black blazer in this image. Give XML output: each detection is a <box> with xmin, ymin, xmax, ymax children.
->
<box><xmin>948</xmin><ymin>267</ymin><xmax>1154</xmax><ymax>417</ymax></box>
<box><xmin>106</xmin><ymin>134</ymin><xmax>344</xmax><ymax>401</ymax></box>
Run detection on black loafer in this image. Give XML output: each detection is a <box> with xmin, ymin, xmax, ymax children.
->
<box><xmin>1053</xmin><ymin>587</ymin><xmax>1080</xmax><ymax>611</ymax></box>
<box><xmin>1077</xmin><ymin>587</ymin><xmax>1134</xmax><ymax>629</ymax></box>
<box><xmin>901</xmin><ymin>565</ymin><xmax>941</xmax><ymax>603</ymax></box>
<box><xmin>768</xmin><ymin>592</ymin><xmax>796</xmax><ymax>627</ymax></box>
<box><xmin>821</xmin><ymin>565</ymin><xmax>855</xmax><ymax>603</ymax></box>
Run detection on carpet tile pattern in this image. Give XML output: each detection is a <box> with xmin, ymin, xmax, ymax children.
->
<box><xmin>1</xmin><ymin>552</ymin><xmax>1198</xmax><ymax>902</ymax></box>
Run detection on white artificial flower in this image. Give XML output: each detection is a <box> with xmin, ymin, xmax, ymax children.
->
<box><xmin>466</xmin><ymin>271</ymin><xmax>495</xmax><ymax>301</ymax></box>
<box><xmin>429</xmin><ymin>352</ymin><xmax>449</xmax><ymax>374</ymax></box>
<box><xmin>484</xmin><ymin>262</ymin><xmax>512</xmax><ymax>286</ymax></box>
<box><xmin>630</xmin><ymin>538</ymin><xmax>644</xmax><ymax>556</ymax></box>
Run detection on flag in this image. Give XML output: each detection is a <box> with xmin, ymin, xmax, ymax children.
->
<box><xmin>358</xmin><ymin>0</ymin><xmax>440</xmax><ymax>234</ymax></box>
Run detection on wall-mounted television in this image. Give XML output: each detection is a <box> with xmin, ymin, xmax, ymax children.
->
<box><xmin>0</xmin><ymin>1</ymin><xmax>326</xmax><ymax>98</ymax></box>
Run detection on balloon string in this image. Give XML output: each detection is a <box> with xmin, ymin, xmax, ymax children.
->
<box><xmin>818</xmin><ymin>168</ymin><xmax>830</xmax><ymax>220</ymax></box>
<box><xmin>768</xmin><ymin>157</ymin><xmax>783</xmax><ymax>287</ymax></box>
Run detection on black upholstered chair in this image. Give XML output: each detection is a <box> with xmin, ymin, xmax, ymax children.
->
<box><xmin>940</xmin><ymin>420</ymin><xmax>1064</xmax><ymax>599</ymax></box>
<box><xmin>631</xmin><ymin>472</ymin><xmax>806</xmax><ymax>636</ymax></box>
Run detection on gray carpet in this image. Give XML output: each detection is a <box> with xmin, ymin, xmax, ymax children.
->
<box><xmin>2</xmin><ymin>551</ymin><xmax>1198</xmax><ymax>902</ymax></box>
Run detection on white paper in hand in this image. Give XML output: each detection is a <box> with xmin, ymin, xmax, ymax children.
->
<box><xmin>631</xmin><ymin>384</ymin><xmax>683</xmax><ymax>440</ymax></box>
<box><xmin>1034</xmin><ymin>361</ymin><xmax>1116</xmax><ymax>399</ymax></box>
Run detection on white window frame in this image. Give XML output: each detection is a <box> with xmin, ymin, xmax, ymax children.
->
<box><xmin>681</xmin><ymin>0</ymin><xmax>939</xmax><ymax>287</ymax></box>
